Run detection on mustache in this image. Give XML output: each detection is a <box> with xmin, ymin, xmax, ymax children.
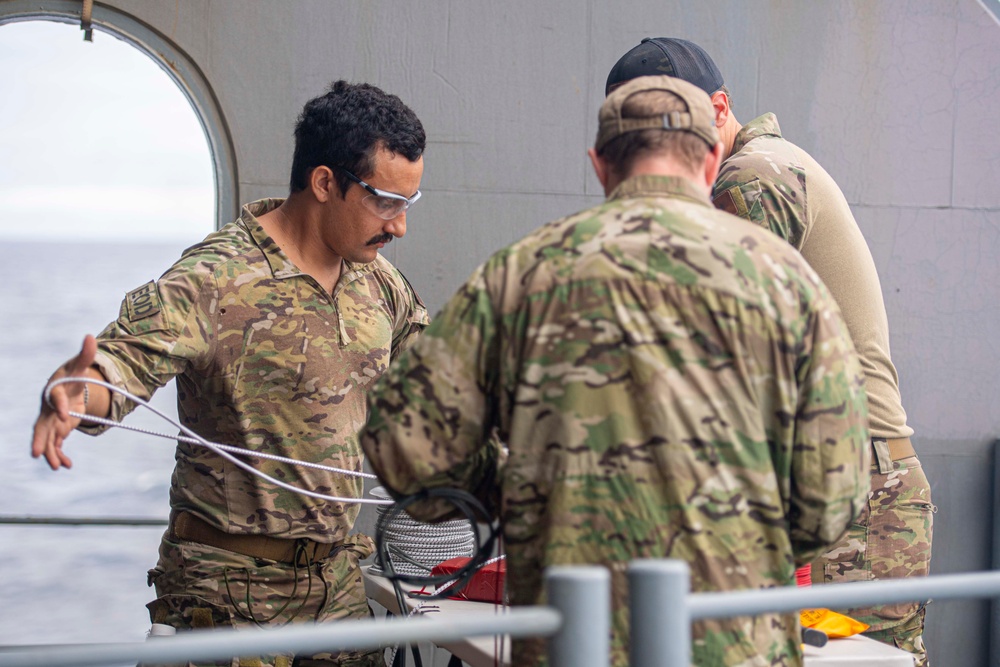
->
<box><xmin>367</xmin><ymin>234</ymin><xmax>393</xmax><ymax>246</ymax></box>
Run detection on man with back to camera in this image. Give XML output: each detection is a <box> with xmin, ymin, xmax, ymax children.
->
<box><xmin>360</xmin><ymin>75</ymin><xmax>870</xmax><ymax>666</ymax></box>
<box><xmin>30</xmin><ymin>80</ymin><xmax>429</xmax><ymax>667</ymax></box>
<box><xmin>605</xmin><ymin>37</ymin><xmax>934</xmax><ymax>665</ymax></box>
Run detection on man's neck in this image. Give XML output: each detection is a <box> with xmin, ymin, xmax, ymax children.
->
<box><xmin>604</xmin><ymin>157</ymin><xmax>711</xmax><ymax>199</ymax></box>
<box><xmin>719</xmin><ymin>116</ymin><xmax>743</xmax><ymax>162</ymax></box>
<box><xmin>258</xmin><ymin>196</ymin><xmax>344</xmax><ymax>293</ymax></box>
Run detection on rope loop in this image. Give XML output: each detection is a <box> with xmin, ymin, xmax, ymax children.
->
<box><xmin>44</xmin><ymin>376</ymin><xmax>391</xmax><ymax>506</ymax></box>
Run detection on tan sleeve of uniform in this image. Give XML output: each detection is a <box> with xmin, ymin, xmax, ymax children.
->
<box><xmin>796</xmin><ymin>152</ymin><xmax>911</xmax><ymax>439</ymax></box>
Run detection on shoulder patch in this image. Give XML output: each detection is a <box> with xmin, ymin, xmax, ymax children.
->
<box><xmin>713</xmin><ymin>178</ymin><xmax>764</xmax><ymax>225</ymax></box>
<box><xmin>713</xmin><ymin>184</ymin><xmax>750</xmax><ymax>218</ymax></box>
<box><xmin>125</xmin><ymin>281</ymin><xmax>162</xmax><ymax>322</ymax></box>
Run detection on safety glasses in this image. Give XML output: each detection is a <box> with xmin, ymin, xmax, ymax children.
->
<box><xmin>338</xmin><ymin>168</ymin><xmax>422</xmax><ymax>220</ymax></box>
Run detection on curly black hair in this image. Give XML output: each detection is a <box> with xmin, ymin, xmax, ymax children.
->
<box><xmin>289</xmin><ymin>80</ymin><xmax>426</xmax><ymax>196</ymax></box>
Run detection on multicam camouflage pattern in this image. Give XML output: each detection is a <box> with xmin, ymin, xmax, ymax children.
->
<box><xmin>143</xmin><ymin>533</ymin><xmax>383</xmax><ymax>667</ymax></box>
<box><xmin>811</xmin><ymin>448</ymin><xmax>934</xmax><ymax>667</ymax></box>
<box><xmin>78</xmin><ymin>197</ymin><xmax>423</xmax><ymax>665</ymax></box>
<box><xmin>711</xmin><ymin>115</ymin><xmax>933</xmax><ymax>664</ymax></box>
<box><xmin>712</xmin><ymin>113</ymin><xmax>808</xmax><ymax>248</ymax></box>
<box><xmin>361</xmin><ymin>174</ymin><xmax>871</xmax><ymax>667</ymax></box>
<box><xmin>82</xmin><ymin>198</ymin><xmax>428</xmax><ymax>541</ymax></box>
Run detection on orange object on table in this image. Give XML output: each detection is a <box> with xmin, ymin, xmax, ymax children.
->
<box><xmin>801</xmin><ymin>607</ymin><xmax>869</xmax><ymax>638</ymax></box>
<box><xmin>796</xmin><ymin>562</ymin><xmax>868</xmax><ymax>639</ymax></box>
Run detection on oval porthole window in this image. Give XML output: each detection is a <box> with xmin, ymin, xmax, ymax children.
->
<box><xmin>0</xmin><ymin>19</ymin><xmax>213</xmax><ymax>645</ymax></box>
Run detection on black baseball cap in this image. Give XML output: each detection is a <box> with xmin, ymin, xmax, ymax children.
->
<box><xmin>605</xmin><ymin>37</ymin><xmax>724</xmax><ymax>97</ymax></box>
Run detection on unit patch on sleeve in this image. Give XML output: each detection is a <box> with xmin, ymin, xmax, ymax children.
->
<box><xmin>126</xmin><ymin>281</ymin><xmax>162</xmax><ymax>322</ymax></box>
<box><xmin>713</xmin><ymin>184</ymin><xmax>751</xmax><ymax>219</ymax></box>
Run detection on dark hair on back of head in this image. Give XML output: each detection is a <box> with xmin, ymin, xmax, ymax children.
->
<box><xmin>597</xmin><ymin>89</ymin><xmax>710</xmax><ymax>181</ymax></box>
<box><xmin>289</xmin><ymin>80</ymin><xmax>426</xmax><ymax>196</ymax></box>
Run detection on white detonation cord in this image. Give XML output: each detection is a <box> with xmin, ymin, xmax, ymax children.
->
<box><xmin>45</xmin><ymin>376</ymin><xmax>393</xmax><ymax>506</ymax></box>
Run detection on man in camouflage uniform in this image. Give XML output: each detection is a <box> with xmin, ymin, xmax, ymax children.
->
<box><xmin>606</xmin><ymin>38</ymin><xmax>935</xmax><ymax>665</ymax></box>
<box><xmin>360</xmin><ymin>75</ymin><xmax>870</xmax><ymax>666</ymax></box>
<box><xmin>31</xmin><ymin>81</ymin><xmax>430</xmax><ymax>667</ymax></box>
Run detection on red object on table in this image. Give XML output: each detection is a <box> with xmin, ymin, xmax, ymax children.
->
<box><xmin>796</xmin><ymin>563</ymin><xmax>812</xmax><ymax>587</ymax></box>
<box><xmin>425</xmin><ymin>557</ymin><xmax>506</xmax><ymax>603</ymax></box>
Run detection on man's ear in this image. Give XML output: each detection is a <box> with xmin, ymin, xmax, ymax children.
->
<box><xmin>710</xmin><ymin>90</ymin><xmax>730</xmax><ymax>129</ymax></box>
<box><xmin>310</xmin><ymin>166</ymin><xmax>336</xmax><ymax>203</ymax></box>
<box><xmin>588</xmin><ymin>147</ymin><xmax>610</xmax><ymax>192</ymax></box>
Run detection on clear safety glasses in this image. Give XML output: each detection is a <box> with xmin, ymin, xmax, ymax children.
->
<box><xmin>339</xmin><ymin>168</ymin><xmax>422</xmax><ymax>220</ymax></box>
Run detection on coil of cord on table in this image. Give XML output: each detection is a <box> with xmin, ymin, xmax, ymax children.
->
<box><xmin>369</xmin><ymin>486</ymin><xmax>477</xmax><ymax>577</ymax></box>
<box><xmin>371</xmin><ymin>486</ymin><xmax>501</xmax><ymax>667</ymax></box>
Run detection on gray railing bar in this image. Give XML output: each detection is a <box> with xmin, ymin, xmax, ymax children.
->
<box><xmin>0</xmin><ymin>607</ymin><xmax>560</xmax><ymax>667</ymax></box>
<box><xmin>0</xmin><ymin>516</ymin><xmax>167</xmax><ymax>526</ymax></box>
<box><xmin>547</xmin><ymin>565</ymin><xmax>610</xmax><ymax>667</ymax></box>
<box><xmin>630</xmin><ymin>559</ymin><xmax>690</xmax><ymax>667</ymax></box>
<box><xmin>990</xmin><ymin>438</ymin><xmax>1000</xmax><ymax>667</ymax></box>
<box><xmin>688</xmin><ymin>570</ymin><xmax>1000</xmax><ymax>620</ymax></box>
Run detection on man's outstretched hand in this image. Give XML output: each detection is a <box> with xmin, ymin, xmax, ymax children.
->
<box><xmin>31</xmin><ymin>335</ymin><xmax>98</xmax><ymax>470</ymax></box>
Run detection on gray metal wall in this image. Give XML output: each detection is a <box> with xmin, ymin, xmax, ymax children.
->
<box><xmin>11</xmin><ymin>0</ymin><xmax>1000</xmax><ymax>663</ymax></box>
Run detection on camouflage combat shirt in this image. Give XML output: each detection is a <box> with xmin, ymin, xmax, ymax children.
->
<box><xmin>713</xmin><ymin>114</ymin><xmax>912</xmax><ymax>439</ymax></box>
<box><xmin>362</xmin><ymin>175</ymin><xmax>870</xmax><ymax>666</ymax></box>
<box><xmin>83</xmin><ymin>198</ymin><xmax>428</xmax><ymax>541</ymax></box>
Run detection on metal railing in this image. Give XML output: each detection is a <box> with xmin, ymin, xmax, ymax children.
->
<box><xmin>630</xmin><ymin>560</ymin><xmax>1000</xmax><ymax>667</ymax></box>
<box><xmin>5</xmin><ymin>559</ymin><xmax>1000</xmax><ymax>667</ymax></box>
<box><xmin>0</xmin><ymin>515</ymin><xmax>166</xmax><ymax>527</ymax></box>
<box><xmin>0</xmin><ymin>567</ymin><xmax>606</xmax><ymax>667</ymax></box>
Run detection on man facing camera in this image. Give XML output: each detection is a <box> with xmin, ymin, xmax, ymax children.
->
<box><xmin>32</xmin><ymin>80</ymin><xmax>430</xmax><ymax>667</ymax></box>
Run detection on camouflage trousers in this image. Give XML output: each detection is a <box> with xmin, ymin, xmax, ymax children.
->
<box><xmin>811</xmin><ymin>440</ymin><xmax>934</xmax><ymax>666</ymax></box>
<box><xmin>143</xmin><ymin>533</ymin><xmax>386</xmax><ymax>667</ymax></box>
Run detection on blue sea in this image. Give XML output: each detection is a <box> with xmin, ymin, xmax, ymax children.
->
<box><xmin>0</xmin><ymin>240</ymin><xmax>191</xmax><ymax>647</ymax></box>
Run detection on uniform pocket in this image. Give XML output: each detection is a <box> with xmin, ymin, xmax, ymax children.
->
<box><xmin>143</xmin><ymin>594</ymin><xmax>238</xmax><ymax>667</ymax></box>
<box><xmin>146</xmin><ymin>593</ymin><xmax>235</xmax><ymax>630</ymax></box>
<box><xmin>867</xmin><ymin>456</ymin><xmax>934</xmax><ymax>576</ymax></box>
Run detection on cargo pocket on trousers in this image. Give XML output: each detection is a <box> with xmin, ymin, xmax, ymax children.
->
<box><xmin>147</xmin><ymin>593</ymin><xmax>236</xmax><ymax>630</ymax></box>
<box><xmin>823</xmin><ymin>558</ymin><xmax>873</xmax><ymax>584</ymax></box>
<box><xmin>867</xmin><ymin>456</ymin><xmax>934</xmax><ymax>578</ymax></box>
<box><xmin>144</xmin><ymin>595</ymin><xmax>238</xmax><ymax>667</ymax></box>
<box><xmin>319</xmin><ymin>541</ymin><xmax>371</xmax><ymax>622</ymax></box>
<box><xmin>309</xmin><ymin>537</ymin><xmax>384</xmax><ymax>665</ymax></box>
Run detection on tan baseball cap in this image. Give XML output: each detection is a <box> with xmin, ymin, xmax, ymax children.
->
<box><xmin>595</xmin><ymin>75</ymin><xmax>719</xmax><ymax>152</ymax></box>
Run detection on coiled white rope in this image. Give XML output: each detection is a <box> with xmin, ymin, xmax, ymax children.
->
<box><xmin>368</xmin><ymin>486</ymin><xmax>477</xmax><ymax>576</ymax></box>
<box><xmin>44</xmin><ymin>376</ymin><xmax>392</xmax><ymax>506</ymax></box>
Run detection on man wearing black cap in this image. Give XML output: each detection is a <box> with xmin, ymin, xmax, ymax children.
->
<box><xmin>606</xmin><ymin>38</ymin><xmax>934</xmax><ymax>666</ymax></box>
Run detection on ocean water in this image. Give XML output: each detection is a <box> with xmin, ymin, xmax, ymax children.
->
<box><xmin>0</xmin><ymin>240</ymin><xmax>192</xmax><ymax>647</ymax></box>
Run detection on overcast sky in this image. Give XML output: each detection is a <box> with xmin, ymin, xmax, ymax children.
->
<box><xmin>0</xmin><ymin>20</ymin><xmax>214</xmax><ymax>243</ymax></box>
